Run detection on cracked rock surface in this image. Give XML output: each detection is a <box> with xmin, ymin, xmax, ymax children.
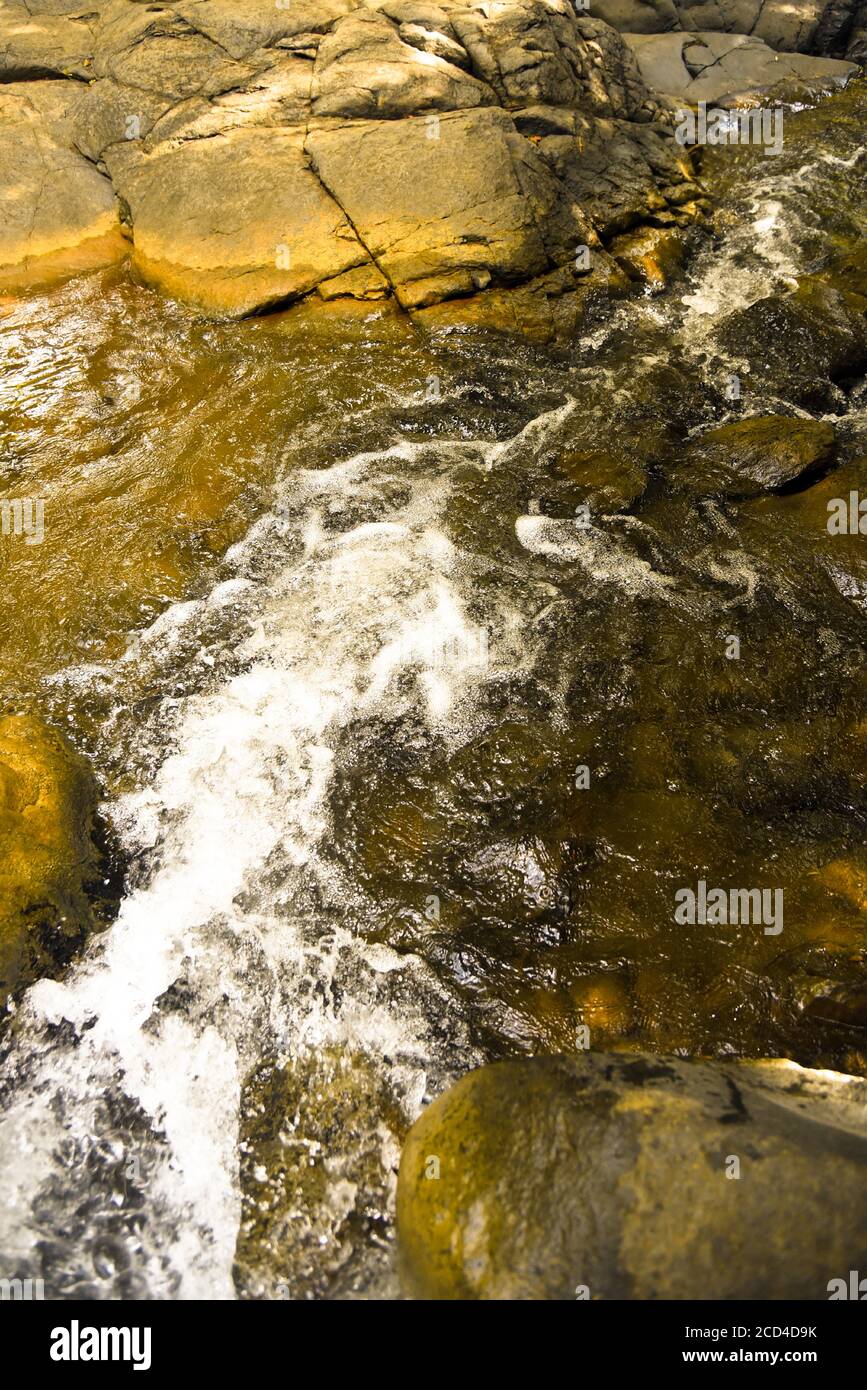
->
<box><xmin>0</xmin><ymin>0</ymin><xmax>855</xmax><ymax>325</ymax></box>
<box><xmin>625</xmin><ymin>28</ymin><xmax>856</xmax><ymax>101</ymax></box>
<box><xmin>588</xmin><ymin>0</ymin><xmax>867</xmax><ymax>59</ymax></box>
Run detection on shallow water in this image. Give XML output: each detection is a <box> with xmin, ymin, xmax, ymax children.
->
<box><xmin>0</xmin><ymin>82</ymin><xmax>865</xmax><ymax>1299</ymax></box>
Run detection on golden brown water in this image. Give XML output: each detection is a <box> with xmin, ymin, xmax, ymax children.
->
<box><xmin>0</xmin><ymin>82</ymin><xmax>865</xmax><ymax>1299</ymax></box>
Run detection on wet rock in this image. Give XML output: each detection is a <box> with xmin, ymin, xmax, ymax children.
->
<box><xmin>681</xmin><ymin>416</ymin><xmax>837</xmax><ymax>497</ymax></box>
<box><xmin>816</xmin><ymin>856</ymin><xmax>867</xmax><ymax>912</ymax></box>
<box><xmin>625</xmin><ymin>30</ymin><xmax>855</xmax><ymax>103</ymax></box>
<box><xmin>717</xmin><ymin>274</ymin><xmax>867</xmax><ymax>408</ymax></box>
<box><xmin>397</xmin><ymin>1051</ymin><xmax>867</xmax><ymax>1299</ymax></box>
<box><xmin>0</xmin><ymin>82</ymin><xmax>124</xmax><ymax>291</ymax></box>
<box><xmin>542</xmin><ymin>447</ymin><xmax>648</xmax><ymax>512</ymax></box>
<box><xmin>610</xmin><ymin>224</ymin><xmax>687</xmax><ymax>287</ymax></box>
<box><xmin>570</xmin><ymin>972</ymin><xmax>635</xmax><ymax>1038</ymax></box>
<box><xmin>233</xmin><ymin>1047</ymin><xmax>407</xmax><ymax>1300</ymax></box>
<box><xmin>0</xmin><ymin>715</ymin><xmax>106</xmax><ymax>1005</ymax></box>
<box><xmin>517</xmin><ymin>105</ymin><xmax>705</xmax><ymax>238</ymax></box>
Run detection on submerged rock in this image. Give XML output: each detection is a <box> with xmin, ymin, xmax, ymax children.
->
<box><xmin>0</xmin><ymin>714</ymin><xmax>107</xmax><ymax>1005</ymax></box>
<box><xmin>717</xmin><ymin>271</ymin><xmax>867</xmax><ymax>408</ymax></box>
<box><xmin>233</xmin><ymin>1047</ymin><xmax>407</xmax><ymax>1300</ymax></box>
<box><xmin>682</xmin><ymin>416</ymin><xmax>837</xmax><ymax>497</ymax></box>
<box><xmin>397</xmin><ymin>1051</ymin><xmax>867</xmax><ymax>1299</ymax></box>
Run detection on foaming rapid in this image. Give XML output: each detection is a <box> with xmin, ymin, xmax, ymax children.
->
<box><xmin>0</xmin><ymin>439</ymin><xmax>522</xmax><ymax>1298</ymax></box>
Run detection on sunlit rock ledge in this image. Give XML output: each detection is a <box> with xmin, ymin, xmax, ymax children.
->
<box><xmin>0</xmin><ymin>0</ymin><xmax>860</xmax><ymax>330</ymax></box>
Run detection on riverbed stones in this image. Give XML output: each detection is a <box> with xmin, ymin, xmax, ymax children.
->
<box><xmin>610</xmin><ymin>223</ymin><xmax>686</xmax><ymax>286</ymax></box>
<box><xmin>397</xmin><ymin>1051</ymin><xmax>867</xmax><ymax>1299</ymax></box>
<box><xmin>0</xmin><ymin>714</ymin><xmax>104</xmax><ymax>1004</ymax></box>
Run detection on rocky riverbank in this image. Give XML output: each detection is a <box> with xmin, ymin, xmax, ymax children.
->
<box><xmin>0</xmin><ymin>0</ymin><xmax>865</xmax><ymax>1304</ymax></box>
<box><xmin>1</xmin><ymin>0</ymin><xmax>859</xmax><ymax>332</ymax></box>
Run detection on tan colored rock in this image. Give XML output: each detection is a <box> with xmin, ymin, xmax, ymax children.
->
<box><xmin>307</xmin><ymin>107</ymin><xmax>595</xmax><ymax>310</ymax></box>
<box><xmin>450</xmin><ymin>1</ymin><xmax>662</xmax><ymax>119</ymax></box>
<box><xmin>106</xmin><ymin>126</ymin><xmax>375</xmax><ymax>317</ymax></box>
<box><xmin>173</xmin><ymin>0</ymin><xmax>355</xmax><ymax>61</ymax></box>
<box><xmin>311</xmin><ymin>8</ymin><xmax>495</xmax><ymax>115</ymax></box>
<box><xmin>93</xmin><ymin>1</ymin><xmax>253</xmax><ymax>100</ymax></box>
<box><xmin>398</xmin><ymin>1052</ymin><xmax>867</xmax><ymax>1299</ymax></box>
<box><xmin>0</xmin><ymin>0</ymin><xmax>96</xmax><ymax>79</ymax></box>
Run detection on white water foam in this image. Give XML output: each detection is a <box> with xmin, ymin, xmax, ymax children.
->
<box><xmin>0</xmin><ymin>441</ymin><xmax>512</xmax><ymax>1298</ymax></box>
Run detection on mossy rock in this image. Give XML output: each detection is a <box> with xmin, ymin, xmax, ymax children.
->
<box><xmin>681</xmin><ymin>416</ymin><xmax>836</xmax><ymax>498</ymax></box>
<box><xmin>397</xmin><ymin>1052</ymin><xmax>867</xmax><ymax>1299</ymax></box>
<box><xmin>0</xmin><ymin>713</ymin><xmax>106</xmax><ymax>1004</ymax></box>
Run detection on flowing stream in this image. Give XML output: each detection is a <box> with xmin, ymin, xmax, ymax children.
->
<box><xmin>0</xmin><ymin>82</ymin><xmax>865</xmax><ymax>1299</ymax></box>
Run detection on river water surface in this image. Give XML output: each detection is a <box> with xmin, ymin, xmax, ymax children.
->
<box><xmin>0</xmin><ymin>82</ymin><xmax>865</xmax><ymax>1299</ymax></box>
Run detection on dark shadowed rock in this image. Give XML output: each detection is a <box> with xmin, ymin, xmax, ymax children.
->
<box><xmin>717</xmin><ymin>274</ymin><xmax>867</xmax><ymax>408</ymax></box>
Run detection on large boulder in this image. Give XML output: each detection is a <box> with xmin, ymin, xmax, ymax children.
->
<box><xmin>397</xmin><ymin>1052</ymin><xmax>867</xmax><ymax>1299</ymax></box>
<box><xmin>589</xmin><ymin>0</ymin><xmax>865</xmax><ymax>57</ymax></box>
<box><xmin>678</xmin><ymin>416</ymin><xmax>837</xmax><ymax>497</ymax></box>
<box><xmin>0</xmin><ymin>715</ymin><xmax>106</xmax><ymax>1005</ymax></box>
<box><xmin>448</xmin><ymin>4</ymin><xmax>664</xmax><ymax>119</ymax></box>
<box><xmin>104</xmin><ymin>126</ymin><xmax>385</xmax><ymax>317</ymax></box>
<box><xmin>311</xmin><ymin>8</ymin><xmax>497</xmax><ymax>115</ymax></box>
<box><xmin>0</xmin><ymin>0</ymin><xmax>711</xmax><ymax>327</ymax></box>
<box><xmin>306</xmin><ymin>107</ymin><xmax>597</xmax><ymax>310</ymax></box>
